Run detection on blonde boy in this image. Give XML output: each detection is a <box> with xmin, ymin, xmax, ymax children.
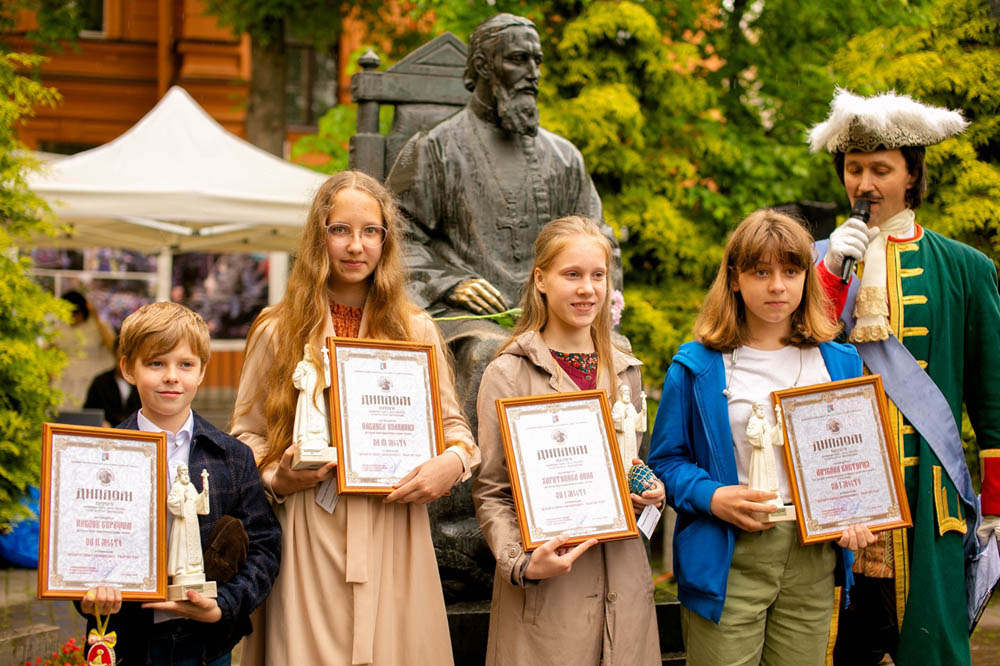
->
<box><xmin>77</xmin><ymin>302</ymin><xmax>280</xmax><ymax>666</ymax></box>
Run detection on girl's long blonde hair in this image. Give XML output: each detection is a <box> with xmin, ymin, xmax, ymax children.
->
<box><xmin>505</xmin><ymin>215</ymin><xmax>625</xmax><ymax>389</ymax></box>
<box><xmin>236</xmin><ymin>170</ymin><xmax>417</xmax><ymax>471</ymax></box>
<box><xmin>695</xmin><ymin>209</ymin><xmax>839</xmax><ymax>352</ymax></box>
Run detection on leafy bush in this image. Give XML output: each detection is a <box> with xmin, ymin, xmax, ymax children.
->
<box><xmin>0</xmin><ymin>52</ymin><xmax>70</xmax><ymax>529</ymax></box>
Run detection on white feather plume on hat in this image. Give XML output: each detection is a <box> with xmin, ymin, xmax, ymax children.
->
<box><xmin>808</xmin><ymin>88</ymin><xmax>968</xmax><ymax>153</ymax></box>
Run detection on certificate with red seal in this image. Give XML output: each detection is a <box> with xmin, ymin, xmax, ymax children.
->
<box><xmin>495</xmin><ymin>390</ymin><xmax>638</xmax><ymax>551</ymax></box>
<box><xmin>38</xmin><ymin>423</ymin><xmax>168</xmax><ymax>600</ymax></box>
<box><xmin>327</xmin><ymin>337</ymin><xmax>446</xmax><ymax>494</ymax></box>
<box><xmin>772</xmin><ymin>375</ymin><xmax>912</xmax><ymax>544</ymax></box>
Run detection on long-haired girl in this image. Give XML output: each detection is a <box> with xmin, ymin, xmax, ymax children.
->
<box><xmin>232</xmin><ymin>170</ymin><xmax>479</xmax><ymax>665</ymax></box>
<box><xmin>473</xmin><ymin>215</ymin><xmax>662</xmax><ymax>665</ymax></box>
<box><xmin>647</xmin><ymin>209</ymin><xmax>874</xmax><ymax>665</ymax></box>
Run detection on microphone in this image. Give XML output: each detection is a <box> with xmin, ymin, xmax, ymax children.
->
<box><xmin>840</xmin><ymin>198</ymin><xmax>872</xmax><ymax>284</ymax></box>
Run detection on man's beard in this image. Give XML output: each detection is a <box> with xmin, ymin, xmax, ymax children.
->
<box><xmin>494</xmin><ymin>84</ymin><xmax>539</xmax><ymax>136</ymax></box>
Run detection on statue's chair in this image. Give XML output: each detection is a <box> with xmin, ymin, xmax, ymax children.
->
<box><xmin>349</xmin><ymin>33</ymin><xmax>470</xmax><ymax>181</ymax></box>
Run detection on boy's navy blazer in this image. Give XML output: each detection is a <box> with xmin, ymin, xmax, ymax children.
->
<box><xmin>78</xmin><ymin>411</ymin><xmax>281</xmax><ymax>664</ymax></box>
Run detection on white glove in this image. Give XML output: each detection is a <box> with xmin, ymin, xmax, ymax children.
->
<box><xmin>824</xmin><ymin>217</ymin><xmax>881</xmax><ymax>276</ymax></box>
<box><xmin>976</xmin><ymin>515</ymin><xmax>1000</xmax><ymax>548</ymax></box>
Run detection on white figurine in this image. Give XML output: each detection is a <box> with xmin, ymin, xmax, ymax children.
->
<box><xmin>291</xmin><ymin>344</ymin><xmax>337</xmax><ymax>470</ymax></box>
<box><xmin>293</xmin><ymin>344</ymin><xmax>330</xmax><ymax>450</ymax></box>
<box><xmin>745</xmin><ymin>402</ymin><xmax>796</xmax><ymax>522</ymax></box>
<box><xmin>167</xmin><ymin>464</ymin><xmax>210</xmax><ymax>577</ymax></box>
<box><xmin>611</xmin><ymin>384</ymin><xmax>648</xmax><ymax>471</ymax></box>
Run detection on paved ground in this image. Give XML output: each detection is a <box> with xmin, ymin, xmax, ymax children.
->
<box><xmin>1</xmin><ymin>564</ymin><xmax>997</xmax><ymax>665</ymax></box>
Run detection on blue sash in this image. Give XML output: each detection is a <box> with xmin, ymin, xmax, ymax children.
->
<box><xmin>815</xmin><ymin>240</ymin><xmax>979</xmax><ymax>547</ymax></box>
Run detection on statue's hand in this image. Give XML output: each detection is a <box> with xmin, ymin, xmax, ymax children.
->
<box><xmin>447</xmin><ymin>278</ymin><xmax>507</xmax><ymax>315</ymax></box>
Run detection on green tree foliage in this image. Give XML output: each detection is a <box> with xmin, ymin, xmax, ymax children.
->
<box><xmin>0</xmin><ymin>52</ymin><xmax>70</xmax><ymax>528</ymax></box>
<box><xmin>829</xmin><ymin>0</ymin><xmax>1000</xmax><ymax>263</ymax></box>
<box><xmin>537</xmin><ymin>0</ymin><xmax>934</xmax><ymax>382</ymax></box>
<box><xmin>0</xmin><ymin>1</ymin><xmax>84</xmax><ymax>50</ymax></box>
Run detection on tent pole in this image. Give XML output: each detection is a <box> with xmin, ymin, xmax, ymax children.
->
<box><xmin>268</xmin><ymin>251</ymin><xmax>288</xmax><ymax>305</ymax></box>
<box><xmin>156</xmin><ymin>247</ymin><xmax>172</xmax><ymax>302</ymax></box>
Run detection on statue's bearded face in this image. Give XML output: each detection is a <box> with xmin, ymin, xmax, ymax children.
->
<box><xmin>491</xmin><ymin>26</ymin><xmax>542</xmax><ymax>136</ymax></box>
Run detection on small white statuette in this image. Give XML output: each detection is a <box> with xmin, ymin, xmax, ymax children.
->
<box><xmin>611</xmin><ymin>384</ymin><xmax>647</xmax><ymax>471</ymax></box>
<box><xmin>166</xmin><ymin>465</ymin><xmax>217</xmax><ymax>600</ymax></box>
<box><xmin>746</xmin><ymin>403</ymin><xmax>796</xmax><ymax>522</ymax></box>
<box><xmin>292</xmin><ymin>344</ymin><xmax>337</xmax><ymax>470</ymax></box>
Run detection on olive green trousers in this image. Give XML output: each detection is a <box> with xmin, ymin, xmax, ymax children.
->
<box><xmin>682</xmin><ymin>521</ymin><xmax>836</xmax><ymax>666</ymax></box>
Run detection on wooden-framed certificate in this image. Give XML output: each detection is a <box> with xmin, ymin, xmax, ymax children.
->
<box><xmin>38</xmin><ymin>423</ymin><xmax>167</xmax><ymax>600</ymax></box>
<box><xmin>773</xmin><ymin>375</ymin><xmax>912</xmax><ymax>544</ymax></box>
<box><xmin>496</xmin><ymin>390</ymin><xmax>638</xmax><ymax>551</ymax></box>
<box><xmin>328</xmin><ymin>337</ymin><xmax>446</xmax><ymax>494</ymax></box>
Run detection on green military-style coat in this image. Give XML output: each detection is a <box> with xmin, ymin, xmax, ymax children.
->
<box><xmin>851</xmin><ymin>225</ymin><xmax>1000</xmax><ymax>666</ymax></box>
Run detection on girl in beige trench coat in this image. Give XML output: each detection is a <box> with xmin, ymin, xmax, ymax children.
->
<box><xmin>232</xmin><ymin>171</ymin><xmax>479</xmax><ymax>666</ymax></box>
<box><xmin>473</xmin><ymin>216</ymin><xmax>663</xmax><ymax>666</ymax></box>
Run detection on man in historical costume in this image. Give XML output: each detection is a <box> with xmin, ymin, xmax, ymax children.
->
<box><xmin>386</xmin><ymin>13</ymin><xmax>617</xmax><ymax>420</ymax></box>
<box><xmin>811</xmin><ymin>88</ymin><xmax>1000</xmax><ymax>666</ymax></box>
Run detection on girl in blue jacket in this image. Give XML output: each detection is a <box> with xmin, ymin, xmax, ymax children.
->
<box><xmin>648</xmin><ymin>209</ymin><xmax>875</xmax><ymax>665</ymax></box>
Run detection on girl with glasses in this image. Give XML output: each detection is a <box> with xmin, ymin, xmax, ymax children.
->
<box><xmin>232</xmin><ymin>170</ymin><xmax>479</xmax><ymax>665</ymax></box>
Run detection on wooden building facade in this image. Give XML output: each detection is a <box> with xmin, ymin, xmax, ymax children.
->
<box><xmin>7</xmin><ymin>0</ymin><xmax>364</xmax><ymax>154</ymax></box>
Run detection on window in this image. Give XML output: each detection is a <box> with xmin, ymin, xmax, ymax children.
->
<box><xmin>78</xmin><ymin>0</ymin><xmax>105</xmax><ymax>34</ymax></box>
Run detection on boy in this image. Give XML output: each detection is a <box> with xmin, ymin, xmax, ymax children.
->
<box><xmin>78</xmin><ymin>302</ymin><xmax>280</xmax><ymax>666</ymax></box>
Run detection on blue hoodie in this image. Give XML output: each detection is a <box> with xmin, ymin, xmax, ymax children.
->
<box><xmin>648</xmin><ymin>340</ymin><xmax>862</xmax><ymax>623</ymax></box>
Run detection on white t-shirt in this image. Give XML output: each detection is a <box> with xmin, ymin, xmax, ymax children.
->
<box><xmin>723</xmin><ymin>345</ymin><xmax>830</xmax><ymax>504</ymax></box>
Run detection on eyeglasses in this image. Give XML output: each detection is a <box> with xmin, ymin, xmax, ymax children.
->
<box><xmin>324</xmin><ymin>224</ymin><xmax>387</xmax><ymax>248</ymax></box>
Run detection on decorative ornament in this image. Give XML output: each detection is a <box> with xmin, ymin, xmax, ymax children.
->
<box><xmin>628</xmin><ymin>462</ymin><xmax>657</xmax><ymax>496</ymax></box>
<box><xmin>86</xmin><ymin>610</ymin><xmax>116</xmax><ymax>665</ymax></box>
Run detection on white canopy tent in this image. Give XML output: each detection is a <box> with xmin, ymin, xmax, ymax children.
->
<box><xmin>27</xmin><ymin>86</ymin><xmax>330</xmax><ymax>301</ymax></box>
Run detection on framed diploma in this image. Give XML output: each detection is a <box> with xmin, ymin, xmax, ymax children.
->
<box><xmin>773</xmin><ymin>375</ymin><xmax>912</xmax><ymax>544</ymax></box>
<box><xmin>496</xmin><ymin>390</ymin><xmax>639</xmax><ymax>551</ymax></box>
<box><xmin>38</xmin><ymin>423</ymin><xmax>167</xmax><ymax>600</ymax></box>
<box><xmin>328</xmin><ymin>337</ymin><xmax>446</xmax><ymax>494</ymax></box>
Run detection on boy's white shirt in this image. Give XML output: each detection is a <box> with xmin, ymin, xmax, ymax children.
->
<box><xmin>136</xmin><ymin>408</ymin><xmax>194</xmax><ymax>623</ymax></box>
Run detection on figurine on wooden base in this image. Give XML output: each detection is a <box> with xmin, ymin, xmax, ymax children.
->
<box><xmin>291</xmin><ymin>343</ymin><xmax>337</xmax><ymax>470</ymax></box>
<box><xmin>746</xmin><ymin>403</ymin><xmax>796</xmax><ymax>522</ymax></box>
<box><xmin>166</xmin><ymin>464</ymin><xmax>217</xmax><ymax>600</ymax></box>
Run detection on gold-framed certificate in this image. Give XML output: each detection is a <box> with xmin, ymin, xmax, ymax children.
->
<box><xmin>496</xmin><ymin>390</ymin><xmax>638</xmax><ymax>551</ymax></box>
<box><xmin>38</xmin><ymin>423</ymin><xmax>167</xmax><ymax>600</ymax></box>
<box><xmin>328</xmin><ymin>337</ymin><xmax>445</xmax><ymax>494</ymax></box>
<box><xmin>773</xmin><ymin>375</ymin><xmax>912</xmax><ymax>544</ymax></box>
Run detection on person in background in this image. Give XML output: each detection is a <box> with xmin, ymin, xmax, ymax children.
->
<box><xmin>83</xmin><ymin>336</ymin><xmax>141</xmax><ymax>427</ymax></box>
<box><xmin>53</xmin><ymin>290</ymin><xmax>116</xmax><ymax>410</ymax></box>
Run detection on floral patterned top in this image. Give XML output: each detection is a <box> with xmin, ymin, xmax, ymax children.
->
<box><xmin>331</xmin><ymin>301</ymin><xmax>363</xmax><ymax>338</ymax></box>
<box><xmin>550</xmin><ymin>350</ymin><xmax>598</xmax><ymax>391</ymax></box>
